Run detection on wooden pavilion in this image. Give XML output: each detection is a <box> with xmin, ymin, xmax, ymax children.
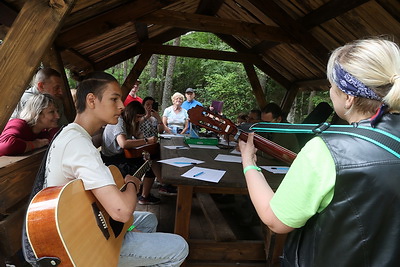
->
<box><xmin>1</xmin><ymin>0</ymin><xmax>400</xmax><ymax>266</ymax></box>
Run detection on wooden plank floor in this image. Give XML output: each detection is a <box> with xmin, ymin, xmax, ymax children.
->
<box><xmin>136</xmin><ymin>186</ymin><xmax>277</xmax><ymax>266</ymax></box>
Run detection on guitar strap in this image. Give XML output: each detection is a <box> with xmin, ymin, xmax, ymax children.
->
<box><xmin>248</xmin><ymin>122</ymin><xmax>400</xmax><ymax>158</ymax></box>
<box><xmin>22</xmin><ymin>126</ymin><xmax>65</xmax><ymax>267</ymax></box>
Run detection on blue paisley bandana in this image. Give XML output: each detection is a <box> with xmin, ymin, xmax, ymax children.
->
<box><xmin>334</xmin><ymin>63</ymin><xmax>382</xmax><ymax>101</ymax></box>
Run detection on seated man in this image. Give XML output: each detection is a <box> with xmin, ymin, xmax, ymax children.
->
<box><xmin>42</xmin><ymin>73</ymin><xmax>188</xmax><ymax>266</ymax></box>
<box><xmin>260</xmin><ymin>103</ymin><xmax>300</xmax><ymax>154</ymax></box>
<box><xmin>11</xmin><ymin>67</ymin><xmax>68</xmax><ymax>126</ymax></box>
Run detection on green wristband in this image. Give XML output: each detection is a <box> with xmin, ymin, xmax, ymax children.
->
<box><xmin>127</xmin><ymin>225</ymin><xmax>136</xmax><ymax>232</ymax></box>
<box><xmin>243</xmin><ymin>165</ymin><xmax>261</xmax><ymax>175</ymax></box>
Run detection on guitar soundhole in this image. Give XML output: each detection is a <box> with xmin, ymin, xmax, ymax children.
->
<box><xmin>91</xmin><ymin>203</ymin><xmax>110</xmax><ymax>240</ymax></box>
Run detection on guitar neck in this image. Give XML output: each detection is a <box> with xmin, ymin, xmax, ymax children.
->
<box><xmin>187</xmin><ymin>106</ymin><xmax>296</xmax><ymax>165</ymax></box>
<box><xmin>238</xmin><ymin>131</ymin><xmax>296</xmax><ymax>165</ymax></box>
<box><xmin>133</xmin><ymin>160</ymin><xmax>150</xmax><ymax>178</ymax></box>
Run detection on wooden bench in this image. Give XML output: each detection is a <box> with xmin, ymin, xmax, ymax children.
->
<box><xmin>0</xmin><ymin>149</ymin><xmax>45</xmax><ymax>265</ymax></box>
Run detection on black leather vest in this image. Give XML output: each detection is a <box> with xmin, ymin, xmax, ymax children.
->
<box><xmin>281</xmin><ymin>114</ymin><xmax>400</xmax><ymax>267</ymax></box>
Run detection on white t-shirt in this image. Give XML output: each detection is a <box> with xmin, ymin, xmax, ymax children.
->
<box><xmin>44</xmin><ymin>123</ymin><xmax>115</xmax><ymax>190</ymax></box>
<box><xmin>101</xmin><ymin>116</ymin><xmax>128</xmax><ymax>157</ymax></box>
<box><xmin>162</xmin><ymin>106</ymin><xmax>188</xmax><ymax>129</ymax></box>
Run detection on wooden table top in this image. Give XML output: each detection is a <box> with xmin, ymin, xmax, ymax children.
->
<box><xmin>160</xmin><ymin>137</ymin><xmax>285</xmax><ymax>190</ymax></box>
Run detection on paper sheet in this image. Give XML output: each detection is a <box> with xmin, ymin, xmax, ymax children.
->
<box><xmin>181</xmin><ymin>166</ymin><xmax>226</xmax><ymax>183</ymax></box>
<box><xmin>260</xmin><ymin>166</ymin><xmax>289</xmax><ymax>174</ymax></box>
<box><xmin>214</xmin><ymin>154</ymin><xmax>242</xmax><ymax>163</ymax></box>
<box><xmin>159</xmin><ymin>134</ymin><xmax>185</xmax><ymax>139</ymax></box>
<box><xmin>163</xmin><ymin>145</ymin><xmax>189</xmax><ymax>150</ymax></box>
<box><xmin>230</xmin><ymin>149</ymin><xmax>241</xmax><ymax>155</ymax></box>
<box><xmin>188</xmin><ymin>144</ymin><xmax>220</xmax><ymax>149</ymax></box>
<box><xmin>158</xmin><ymin>157</ymin><xmax>205</xmax><ymax>167</ymax></box>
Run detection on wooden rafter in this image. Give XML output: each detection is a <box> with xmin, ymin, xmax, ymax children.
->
<box><xmin>217</xmin><ymin>34</ymin><xmax>292</xmax><ymax>89</ymax></box>
<box><xmin>0</xmin><ymin>0</ymin><xmax>76</xmax><ymax>131</ymax></box>
<box><xmin>137</xmin><ymin>43</ymin><xmax>260</xmax><ymax>63</ymax></box>
<box><xmin>247</xmin><ymin>0</ymin><xmax>329</xmax><ymax>65</ymax></box>
<box><xmin>121</xmin><ymin>53</ymin><xmax>152</xmax><ymax>99</ymax></box>
<box><xmin>137</xmin><ymin>9</ymin><xmax>292</xmax><ymax>43</ymax></box>
<box><xmin>56</xmin><ymin>0</ymin><xmax>176</xmax><ymax>49</ymax></box>
<box><xmin>299</xmin><ymin>0</ymin><xmax>370</xmax><ymax>29</ymax></box>
<box><xmin>243</xmin><ymin>63</ymin><xmax>267</xmax><ymax>109</ymax></box>
<box><xmin>94</xmin><ymin>28</ymin><xmax>189</xmax><ymax>71</ymax></box>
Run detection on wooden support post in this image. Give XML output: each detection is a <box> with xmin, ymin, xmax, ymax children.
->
<box><xmin>42</xmin><ymin>45</ymin><xmax>76</xmax><ymax>122</ymax></box>
<box><xmin>0</xmin><ymin>0</ymin><xmax>76</xmax><ymax>131</ymax></box>
<box><xmin>281</xmin><ymin>86</ymin><xmax>299</xmax><ymax>117</ymax></box>
<box><xmin>121</xmin><ymin>53</ymin><xmax>152</xmax><ymax>100</ymax></box>
<box><xmin>244</xmin><ymin>63</ymin><xmax>267</xmax><ymax>109</ymax></box>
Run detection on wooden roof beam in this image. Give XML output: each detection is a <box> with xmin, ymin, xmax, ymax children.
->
<box><xmin>196</xmin><ymin>0</ymin><xmax>225</xmax><ymax>15</ymax></box>
<box><xmin>137</xmin><ymin>43</ymin><xmax>260</xmax><ymax>63</ymax></box>
<box><xmin>94</xmin><ymin>28</ymin><xmax>188</xmax><ymax>71</ymax></box>
<box><xmin>299</xmin><ymin>0</ymin><xmax>370</xmax><ymax>29</ymax></box>
<box><xmin>0</xmin><ymin>0</ymin><xmax>76</xmax><ymax>131</ymax></box>
<box><xmin>137</xmin><ymin>9</ymin><xmax>292</xmax><ymax>43</ymax></box>
<box><xmin>121</xmin><ymin>53</ymin><xmax>152</xmax><ymax>99</ymax></box>
<box><xmin>217</xmin><ymin>34</ymin><xmax>292</xmax><ymax>90</ymax></box>
<box><xmin>247</xmin><ymin>0</ymin><xmax>330</xmax><ymax>65</ymax></box>
<box><xmin>244</xmin><ymin>63</ymin><xmax>267</xmax><ymax>109</ymax></box>
<box><xmin>56</xmin><ymin>0</ymin><xmax>177</xmax><ymax>49</ymax></box>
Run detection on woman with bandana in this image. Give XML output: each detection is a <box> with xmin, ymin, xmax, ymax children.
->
<box><xmin>239</xmin><ymin>37</ymin><xmax>400</xmax><ymax>266</ymax></box>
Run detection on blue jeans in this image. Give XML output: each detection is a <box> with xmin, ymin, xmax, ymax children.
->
<box><xmin>118</xmin><ymin>211</ymin><xmax>189</xmax><ymax>266</ymax></box>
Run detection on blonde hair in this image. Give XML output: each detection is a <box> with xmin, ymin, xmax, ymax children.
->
<box><xmin>171</xmin><ymin>92</ymin><xmax>184</xmax><ymax>102</ymax></box>
<box><xmin>327</xmin><ymin>37</ymin><xmax>400</xmax><ymax>112</ymax></box>
<box><xmin>19</xmin><ymin>94</ymin><xmax>57</xmax><ymax>126</ymax></box>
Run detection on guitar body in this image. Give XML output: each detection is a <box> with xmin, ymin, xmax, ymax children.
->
<box><xmin>124</xmin><ymin>143</ymin><xmax>160</xmax><ymax>158</ymax></box>
<box><xmin>26</xmin><ymin>166</ymin><xmax>133</xmax><ymax>267</ymax></box>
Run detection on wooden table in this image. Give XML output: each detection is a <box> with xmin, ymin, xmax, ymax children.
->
<box><xmin>160</xmin><ymin>136</ymin><xmax>285</xmax><ymax>265</ymax></box>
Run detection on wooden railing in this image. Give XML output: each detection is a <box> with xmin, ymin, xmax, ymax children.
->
<box><xmin>0</xmin><ymin>149</ymin><xmax>45</xmax><ymax>265</ymax></box>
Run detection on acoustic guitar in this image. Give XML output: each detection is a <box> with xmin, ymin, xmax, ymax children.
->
<box><xmin>188</xmin><ymin>106</ymin><xmax>297</xmax><ymax>164</ymax></box>
<box><xmin>26</xmin><ymin>161</ymin><xmax>150</xmax><ymax>267</ymax></box>
<box><xmin>124</xmin><ymin>143</ymin><xmax>160</xmax><ymax>158</ymax></box>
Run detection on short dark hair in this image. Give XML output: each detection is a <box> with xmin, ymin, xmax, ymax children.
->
<box><xmin>142</xmin><ymin>96</ymin><xmax>155</xmax><ymax>106</ymax></box>
<box><xmin>75</xmin><ymin>72</ymin><xmax>119</xmax><ymax>113</ymax></box>
<box><xmin>75</xmin><ymin>79</ymin><xmax>114</xmax><ymax>113</ymax></box>
<box><xmin>262</xmin><ymin>103</ymin><xmax>282</xmax><ymax>119</ymax></box>
<box><xmin>249</xmin><ymin>109</ymin><xmax>261</xmax><ymax>120</ymax></box>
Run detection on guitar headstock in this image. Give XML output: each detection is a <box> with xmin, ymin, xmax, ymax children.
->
<box><xmin>188</xmin><ymin>106</ymin><xmax>238</xmax><ymax>136</ymax></box>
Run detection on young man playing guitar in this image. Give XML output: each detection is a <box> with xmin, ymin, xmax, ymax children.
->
<box><xmin>42</xmin><ymin>73</ymin><xmax>188</xmax><ymax>266</ymax></box>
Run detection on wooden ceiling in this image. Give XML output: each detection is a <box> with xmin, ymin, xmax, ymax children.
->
<box><xmin>1</xmin><ymin>0</ymin><xmax>400</xmax><ymax>94</ymax></box>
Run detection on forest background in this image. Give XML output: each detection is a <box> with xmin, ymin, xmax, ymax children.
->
<box><xmin>68</xmin><ymin>32</ymin><xmax>332</xmax><ymax>123</ymax></box>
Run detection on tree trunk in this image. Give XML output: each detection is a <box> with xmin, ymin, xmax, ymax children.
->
<box><xmin>149</xmin><ymin>54</ymin><xmax>159</xmax><ymax>99</ymax></box>
<box><xmin>308</xmin><ymin>90</ymin><xmax>316</xmax><ymax>114</ymax></box>
<box><xmin>287</xmin><ymin>97</ymin><xmax>297</xmax><ymax>123</ymax></box>
<box><xmin>161</xmin><ymin>37</ymin><xmax>180</xmax><ymax>111</ymax></box>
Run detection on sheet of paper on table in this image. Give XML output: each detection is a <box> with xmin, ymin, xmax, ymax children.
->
<box><xmin>188</xmin><ymin>144</ymin><xmax>220</xmax><ymax>149</ymax></box>
<box><xmin>159</xmin><ymin>133</ymin><xmax>185</xmax><ymax>139</ymax></box>
<box><xmin>230</xmin><ymin>148</ymin><xmax>241</xmax><ymax>155</ymax></box>
<box><xmin>181</xmin><ymin>166</ymin><xmax>226</xmax><ymax>183</ymax></box>
<box><xmin>214</xmin><ymin>154</ymin><xmax>242</xmax><ymax>163</ymax></box>
<box><xmin>158</xmin><ymin>156</ymin><xmax>205</xmax><ymax>167</ymax></box>
<box><xmin>163</xmin><ymin>145</ymin><xmax>189</xmax><ymax>150</ymax></box>
<box><xmin>260</xmin><ymin>166</ymin><xmax>289</xmax><ymax>174</ymax></box>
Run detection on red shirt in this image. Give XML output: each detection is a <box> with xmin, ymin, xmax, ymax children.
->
<box><xmin>124</xmin><ymin>95</ymin><xmax>143</xmax><ymax>106</ymax></box>
<box><xmin>0</xmin><ymin>119</ymin><xmax>54</xmax><ymax>156</ymax></box>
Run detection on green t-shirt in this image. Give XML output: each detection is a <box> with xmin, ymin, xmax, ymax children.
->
<box><xmin>270</xmin><ymin>137</ymin><xmax>336</xmax><ymax>228</ymax></box>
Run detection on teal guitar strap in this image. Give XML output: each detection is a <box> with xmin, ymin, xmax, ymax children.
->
<box><xmin>249</xmin><ymin>122</ymin><xmax>400</xmax><ymax>159</ymax></box>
